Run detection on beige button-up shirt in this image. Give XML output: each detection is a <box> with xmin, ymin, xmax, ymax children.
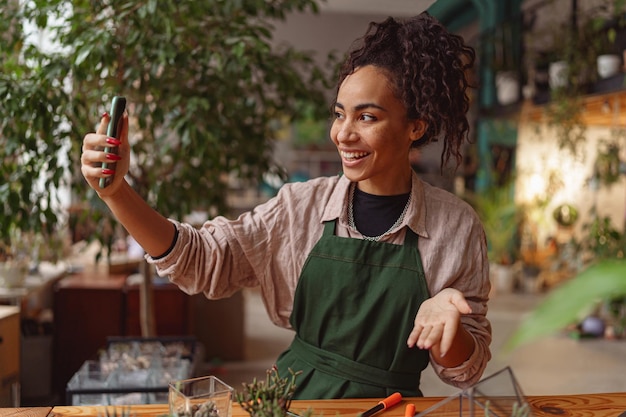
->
<box><xmin>149</xmin><ymin>172</ymin><xmax>491</xmax><ymax>389</ymax></box>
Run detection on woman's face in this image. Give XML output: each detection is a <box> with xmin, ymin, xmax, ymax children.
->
<box><xmin>330</xmin><ymin>65</ymin><xmax>425</xmax><ymax>195</ymax></box>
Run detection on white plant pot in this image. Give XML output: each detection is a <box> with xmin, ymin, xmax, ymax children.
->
<box><xmin>495</xmin><ymin>71</ymin><xmax>520</xmax><ymax>105</ymax></box>
<box><xmin>0</xmin><ymin>260</ymin><xmax>28</xmax><ymax>288</ymax></box>
<box><xmin>597</xmin><ymin>54</ymin><xmax>621</xmax><ymax>79</ymax></box>
<box><xmin>549</xmin><ymin>60</ymin><xmax>568</xmax><ymax>89</ymax></box>
<box><xmin>490</xmin><ymin>263</ymin><xmax>517</xmax><ymax>294</ymax></box>
<box><xmin>521</xmin><ymin>274</ymin><xmax>541</xmax><ymax>294</ymax></box>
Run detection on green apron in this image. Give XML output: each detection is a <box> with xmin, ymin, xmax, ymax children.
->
<box><xmin>276</xmin><ymin>220</ymin><xmax>430</xmax><ymax>399</ymax></box>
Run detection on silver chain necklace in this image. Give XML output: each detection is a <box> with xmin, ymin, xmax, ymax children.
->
<box><xmin>347</xmin><ymin>183</ymin><xmax>412</xmax><ymax>242</ymax></box>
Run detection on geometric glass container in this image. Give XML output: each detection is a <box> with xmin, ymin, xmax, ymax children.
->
<box><xmin>169</xmin><ymin>375</ymin><xmax>234</xmax><ymax>417</ymax></box>
<box><xmin>416</xmin><ymin>367</ymin><xmax>532</xmax><ymax>417</ymax></box>
<box><xmin>66</xmin><ymin>337</ymin><xmax>198</xmax><ymax>406</ymax></box>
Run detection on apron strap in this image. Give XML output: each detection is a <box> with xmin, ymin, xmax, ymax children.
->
<box><xmin>290</xmin><ymin>335</ymin><xmax>420</xmax><ymax>391</ymax></box>
<box><xmin>322</xmin><ymin>220</ymin><xmax>336</xmax><ymax>236</ymax></box>
<box><xmin>404</xmin><ymin>227</ymin><xmax>419</xmax><ymax>246</ymax></box>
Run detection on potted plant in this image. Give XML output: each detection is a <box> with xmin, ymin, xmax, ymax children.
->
<box><xmin>507</xmin><ymin>202</ymin><xmax>626</xmax><ymax>348</ymax></box>
<box><xmin>542</xmin><ymin>16</ymin><xmax>595</xmax><ymax>155</ymax></box>
<box><xmin>236</xmin><ymin>367</ymin><xmax>311</xmax><ymax>417</ymax></box>
<box><xmin>582</xmin><ymin>211</ymin><xmax>625</xmax><ymax>260</ymax></box>
<box><xmin>538</xmin><ymin>0</ymin><xmax>626</xmax><ymax>155</ymax></box>
<box><xmin>588</xmin><ymin>0</ymin><xmax>626</xmax><ymax>80</ymax></box>
<box><xmin>594</xmin><ymin>136</ymin><xmax>624</xmax><ymax>186</ymax></box>
<box><xmin>467</xmin><ymin>183</ymin><xmax>522</xmax><ymax>294</ymax></box>
<box><xmin>484</xmin><ymin>20</ymin><xmax>522</xmax><ymax>106</ymax></box>
<box><xmin>0</xmin><ymin>227</ymin><xmax>29</xmax><ymax>288</ymax></box>
<box><xmin>495</xmin><ymin>67</ymin><xmax>521</xmax><ymax>107</ymax></box>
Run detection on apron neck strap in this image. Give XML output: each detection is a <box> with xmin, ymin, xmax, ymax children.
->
<box><xmin>403</xmin><ymin>227</ymin><xmax>419</xmax><ymax>246</ymax></box>
<box><xmin>323</xmin><ymin>220</ymin><xmax>336</xmax><ymax>236</ymax></box>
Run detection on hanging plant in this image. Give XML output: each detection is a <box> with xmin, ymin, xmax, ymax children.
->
<box><xmin>594</xmin><ymin>139</ymin><xmax>623</xmax><ymax>185</ymax></box>
<box><xmin>582</xmin><ymin>214</ymin><xmax>624</xmax><ymax>259</ymax></box>
<box><xmin>542</xmin><ymin>0</ymin><xmax>626</xmax><ymax>156</ymax></box>
<box><xmin>545</xmin><ymin>88</ymin><xmax>587</xmax><ymax>156</ymax></box>
<box><xmin>552</xmin><ymin>203</ymin><xmax>579</xmax><ymax>227</ymax></box>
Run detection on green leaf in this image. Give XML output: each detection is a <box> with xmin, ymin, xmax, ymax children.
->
<box><xmin>1</xmin><ymin>0</ymin><xmax>333</xmax><ymax>259</ymax></box>
<box><xmin>505</xmin><ymin>259</ymin><xmax>626</xmax><ymax>350</ymax></box>
<box><xmin>74</xmin><ymin>45</ymin><xmax>91</xmax><ymax>65</ymax></box>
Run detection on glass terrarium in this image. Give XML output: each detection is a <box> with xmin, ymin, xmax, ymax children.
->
<box><xmin>66</xmin><ymin>360</ymin><xmax>115</xmax><ymax>406</ymax></box>
<box><xmin>416</xmin><ymin>367</ymin><xmax>532</xmax><ymax>417</ymax></box>
<box><xmin>169</xmin><ymin>375</ymin><xmax>234</xmax><ymax>417</ymax></box>
<box><xmin>66</xmin><ymin>337</ymin><xmax>198</xmax><ymax>405</ymax></box>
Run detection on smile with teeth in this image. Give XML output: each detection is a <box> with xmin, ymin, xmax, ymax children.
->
<box><xmin>341</xmin><ymin>150</ymin><xmax>369</xmax><ymax>161</ymax></box>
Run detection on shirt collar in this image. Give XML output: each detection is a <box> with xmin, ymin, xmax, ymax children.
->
<box><xmin>322</xmin><ymin>175</ymin><xmax>351</xmax><ymax>223</ymax></box>
<box><xmin>408</xmin><ymin>172</ymin><xmax>429</xmax><ymax>239</ymax></box>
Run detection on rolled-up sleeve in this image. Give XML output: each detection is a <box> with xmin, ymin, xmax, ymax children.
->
<box><xmin>418</xmin><ymin>182</ymin><xmax>492</xmax><ymax>388</ymax></box>
<box><xmin>146</xmin><ymin>219</ymin><xmax>255</xmax><ymax>298</ymax></box>
<box><xmin>145</xmin><ymin>176</ymin><xmax>343</xmax><ymax>328</ymax></box>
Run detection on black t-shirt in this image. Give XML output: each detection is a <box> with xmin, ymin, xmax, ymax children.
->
<box><xmin>352</xmin><ymin>187</ymin><xmax>410</xmax><ymax>238</ymax></box>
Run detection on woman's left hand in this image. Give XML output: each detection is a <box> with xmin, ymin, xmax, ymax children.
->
<box><xmin>406</xmin><ymin>288</ymin><xmax>472</xmax><ymax>357</ymax></box>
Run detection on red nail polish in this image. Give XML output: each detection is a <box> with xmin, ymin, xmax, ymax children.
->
<box><xmin>105</xmin><ymin>153</ymin><xmax>122</xmax><ymax>161</ymax></box>
<box><xmin>102</xmin><ymin>111</ymin><xmax>109</xmax><ymax>118</ymax></box>
<box><xmin>102</xmin><ymin>168</ymin><xmax>115</xmax><ymax>175</ymax></box>
<box><xmin>106</xmin><ymin>137</ymin><xmax>121</xmax><ymax>145</ymax></box>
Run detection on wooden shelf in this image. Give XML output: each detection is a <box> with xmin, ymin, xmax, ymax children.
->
<box><xmin>520</xmin><ymin>89</ymin><xmax>626</xmax><ymax>127</ymax></box>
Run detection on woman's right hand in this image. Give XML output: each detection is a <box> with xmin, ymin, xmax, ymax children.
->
<box><xmin>80</xmin><ymin>111</ymin><xmax>176</xmax><ymax>258</ymax></box>
<box><xmin>80</xmin><ymin>112</ymin><xmax>130</xmax><ymax>197</ymax></box>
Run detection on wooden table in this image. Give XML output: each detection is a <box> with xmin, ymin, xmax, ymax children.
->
<box><xmin>0</xmin><ymin>306</ymin><xmax>20</xmax><ymax>407</ymax></box>
<box><xmin>2</xmin><ymin>393</ymin><xmax>625</xmax><ymax>417</ymax></box>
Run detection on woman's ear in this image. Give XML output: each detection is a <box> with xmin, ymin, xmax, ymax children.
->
<box><xmin>410</xmin><ymin>119</ymin><xmax>428</xmax><ymax>142</ymax></box>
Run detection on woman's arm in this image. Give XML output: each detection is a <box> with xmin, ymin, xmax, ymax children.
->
<box><xmin>81</xmin><ymin>113</ymin><xmax>175</xmax><ymax>257</ymax></box>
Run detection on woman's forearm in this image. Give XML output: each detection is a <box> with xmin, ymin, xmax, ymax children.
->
<box><xmin>100</xmin><ymin>181</ymin><xmax>176</xmax><ymax>258</ymax></box>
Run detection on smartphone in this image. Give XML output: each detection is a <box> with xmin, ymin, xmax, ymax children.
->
<box><xmin>99</xmin><ymin>96</ymin><xmax>127</xmax><ymax>188</ymax></box>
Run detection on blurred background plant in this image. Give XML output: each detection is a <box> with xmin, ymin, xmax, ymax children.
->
<box><xmin>1</xmin><ymin>0</ymin><xmax>334</xmax><ymax>332</ymax></box>
<box><xmin>467</xmin><ymin>181</ymin><xmax>522</xmax><ymax>267</ymax></box>
<box><xmin>506</xmin><ymin>259</ymin><xmax>626</xmax><ymax>349</ymax></box>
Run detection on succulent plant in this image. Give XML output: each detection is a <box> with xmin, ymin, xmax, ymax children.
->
<box><xmin>236</xmin><ymin>366</ymin><xmax>304</xmax><ymax>417</ymax></box>
<box><xmin>173</xmin><ymin>400</ymin><xmax>220</xmax><ymax>417</ymax></box>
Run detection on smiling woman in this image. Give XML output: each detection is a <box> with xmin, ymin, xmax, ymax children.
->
<box><xmin>80</xmin><ymin>11</ymin><xmax>490</xmax><ymax>399</ymax></box>
<box><xmin>331</xmin><ymin>66</ymin><xmax>426</xmax><ymax>196</ymax></box>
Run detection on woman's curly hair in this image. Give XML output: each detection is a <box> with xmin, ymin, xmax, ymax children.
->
<box><xmin>335</xmin><ymin>12</ymin><xmax>476</xmax><ymax>170</ymax></box>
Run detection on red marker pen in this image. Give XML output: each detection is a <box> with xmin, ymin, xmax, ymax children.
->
<box><xmin>359</xmin><ymin>392</ymin><xmax>403</xmax><ymax>417</ymax></box>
